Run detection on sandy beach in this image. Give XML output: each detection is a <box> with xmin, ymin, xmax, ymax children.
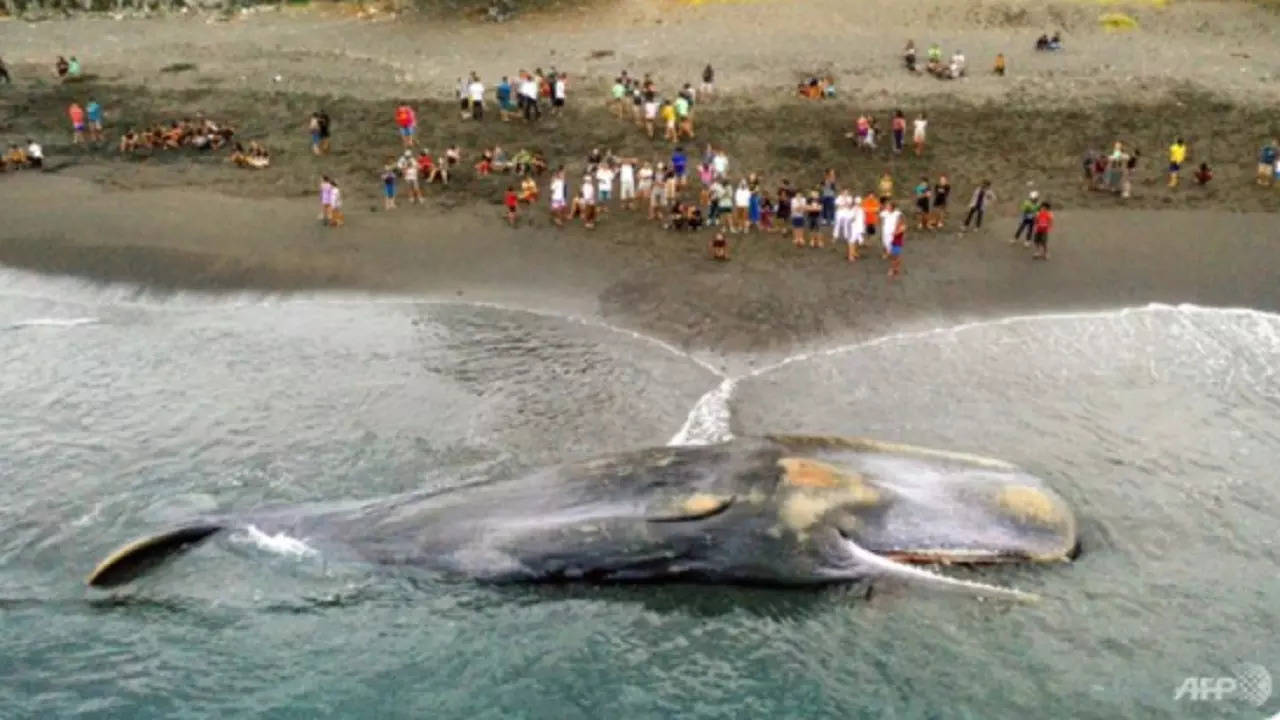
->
<box><xmin>1</xmin><ymin>0</ymin><xmax>1278</xmax><ymax>352</ymax></box>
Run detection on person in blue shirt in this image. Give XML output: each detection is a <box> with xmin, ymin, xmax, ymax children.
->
<box><xmin>496</xmin><ymin>76</ymin><xmax>514</xmax><ymax>122</ymax></box>
<box><xmin>1258</xmin><ymin>140</ymin><xmax>1277</xmax><ymax>187</ymax></box>
<box><xmin>85</xmin><ymin>97</ymin><xmax>103</xmax><ymax>143</ymax></box>
<box><xmin>671</xmin><ymin>147</ymin><xmax>687</xmax><ymax>188</ymax></box>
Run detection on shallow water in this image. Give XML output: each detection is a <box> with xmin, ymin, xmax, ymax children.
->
<box><xmin>1</xmin><ymin>270</ymin><xmax>1277</xmax><ymax>719</ymax></box>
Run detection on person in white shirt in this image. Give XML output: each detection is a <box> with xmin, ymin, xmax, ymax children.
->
<box><xmin>26</xmin><ymin>139</ymin><xmax>43</xmax><ymax>168</ymax></box>
<box><xmin>595</xmin><ymin>164</ymin><xmax>615</xmax><ymax>204</ymax></box>
<box><xmin>637</xmin><ymin>162</ymin><xmax>654</xmax><ymax>204</ymax></box>
<box><xmin>880</xmin><ymin>203</ymin><xmax>902</xmax><ymax>257</ymax></box>
<box><xmin>549</xmin><ymin>169</ymin><xmax>566</xmax><ymax>226</ymax></box>
<box><xmin>951</xmin><ymin>51</ymin><xmax>966</xmax><ymax>76</ymax></box>
<box><xmin>552</xmin><ymin>75</ymin><xmax>567</xmax><ymax>115</ymax></box>
<box><xmin>833</xmin><ymin>188</ymin><xmax>853</xmax><ymax>251</ymax></box>
<box><xmin>580</xmin><ymin>176</ymin><xmax>596</xmax><ymax>228</ymax></box>
<box><xmin>731</xmin><ymin>180</ymin><xmax>751</xmax><ymax>233</ymax></box>
<box><xmin>712</xmin><ymin>150</ymin><xmax>729</xmax><ymax>179</ymax></box>
<box><xmin>643</xmin><ymin>99</ymin><xmax>658</xmax><ymax>138</ymax></box>
<box><xmin>849</xmin><ymin>196</ymin><xmax>867</xmax><ymax>260</ymax></box>
<box><xmin>519</xmin><ymin>75</ymin><xmax>540</xmax><ymax>121</ymax></box>
<box><xmin>618</xmin><ymin>158</ymin><xmax>636</xmax><ymax>209</ymax></box>
<box><xmin>913</xmin><ymin>113</ymin><xmax>928</xmax><ymax>156</ymax></box>
<box><xmin>402</xmin><ymin>156</ymin><xmax>422</xmax><ymax>204</ymax></box>
<box><xmin>467</xmin><ymin>75</ymin><xmax>485</xmax><ymax>121</ymax></box>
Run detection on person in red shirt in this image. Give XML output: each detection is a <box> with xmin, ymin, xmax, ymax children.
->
<box><xmin>504</xmin><ymin>185</ymin><xmax>518</xmax><ymax>226</ymax></box>
<box><xmin>1033</xmin><ymin>201</ymin><xmax>1053</xmax><ymax>260</ymax></box>
<box><xmin>68</xmin><ymin>102</ymin><xmax>85</xmax><ymax>145</ymax></box>
<box><xmin>395</xmin><ymin>104</ymin><xmax>416</xmax><ymax>148</ymax></box>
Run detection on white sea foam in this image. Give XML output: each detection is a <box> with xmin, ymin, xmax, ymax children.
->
<box><xmin>663</xmin><ymin>303</ymin><xmax>1280</xmax><ymax>448</ymax></box>
<box><xmin>9</xmin><ymin>317</ymin><xmax>100</xmax><ymax>329</ymax></box>
<box><xmin>668</xmin><ymin>377</ymin><xmax>737</xmax><ymax>446</ymax></box>
<box><xmin>238</xmin><ymin>525</ymin><xmax>319</xmax><ymax>558</ymax></box>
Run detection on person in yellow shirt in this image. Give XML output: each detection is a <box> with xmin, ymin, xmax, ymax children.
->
<box><xmin>660</xmin><ymin>100</ymin><xmax>677</xmax><ymax>143</ymax></box>
<box><xmin>1168</xmin><ymin>137</ymin><xmax>1187</xmax><ymax>187</ymax></box>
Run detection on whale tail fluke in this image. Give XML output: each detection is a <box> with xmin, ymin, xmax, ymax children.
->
<box><xmin>86</xmin><ymin>525</ymin><xmax>224</xmax><ymax>588</ymax></box>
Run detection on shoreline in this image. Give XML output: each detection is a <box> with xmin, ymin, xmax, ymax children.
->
<box><xmin>3</xmin><ymin>174</ymin><xmax>1278</xmax><ymax>358</ymax></box>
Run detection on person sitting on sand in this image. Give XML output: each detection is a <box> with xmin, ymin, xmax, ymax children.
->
<box><xmin>687</xmin><ymin>204</ymin><xmax>704</xmax><ymax>231</ymax></box>
<box><xmin>67</xmin><ymin>56</ymin><xmax>81</xmax><ymax>79</ymax></box>
<box><xmin>475</xmin><ymin>148</ymin><xmax>494</xmax><ymax>176</ymax></box>
<box><xmin>669</xmin><ymin>201</ymin><xmax>687</xmax><ymax>231</ymax></box>
<box><xmin>1049</xmin><ymin>32</ymin><xmax>1062</xmax><ymax>50</ymax></box>
<box><xmin>55</xmin><ymin>56</ymin><xmax>69</xmax><ymax>79</ymax></box>
<box><xmin>530</xmin><ymin>151</ymin><xmax>548</xmax><ymax>176</ymax></box>
<box><xmin>190</xmin><ymin>128</ymin><xmax>212</xmax><ymax>151</ymax></box>
<box><xmin>511</xmin><ymin>148</ymin><xmax>534</xmax><ymax>176</ymax></box>
<box><xmin>904</xmin><ymin>40</ymin><xmax>917</xmax><ymax>72</ymax></box>
<box><xmin>119</xmin><ymin>129</ymin><xmax>139</xmax><ymax>154</ymax></box>
<box><xmin>4</xmin><ymin>143</ymin><xmax>27</xmax><ymax>170</ymax></box>
<box><xmin>491</xmin><ymin>145</ymin><xmax>511</xmax><ymax>173</ymax></box>
<box><xmin>230</xmin><ymin>142</ymin><xmax>248</xmax><ymax>167</ymax></box>
<box><xmin>951</xmin><ymin>50</ymin><xmax>966</xmax><ymax>77</ymax></box>
<box><xmin>1194</xmin><ymin>162</ymin><xmax>1213</xmax><ymax>186</ymax></box>
<box><xmin>710</xmin><ymin>230</ymin><xmax>728</xmax><ymax>260</ymax></box>
<box><xmin>519</xmin><ymin>175</ymin><xmax>539</xmax><ymax>203</ymax></box>
<box><xmin>25</xmin><ymin>139</ymin><xmax>43</xmax><ymax>169</ymax></box>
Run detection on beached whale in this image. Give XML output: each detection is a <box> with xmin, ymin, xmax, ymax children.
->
<box><xmin>87</xmin><ymin>435</ymin><xmax>1079</xmax><ymax>601</ymax></box>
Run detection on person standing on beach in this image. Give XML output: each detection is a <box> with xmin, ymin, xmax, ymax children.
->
<box><xmin>580</xmin><ymin>174</ymin><xmax>597</xmax><ymax>229</ymax></box>
<box><xmin>618</xmin><ymin>157</ymin><xmax>636</xmax><ymax>210</ymax></box>
<box><xmin>882</xmin><ymin>200</ymin><xmax>904</xmax><ymax>277</ymax></box>
<box><xmin>404</xmin><ymin>153</ymin><xmax>423</xmax><ymax>205</ymax></box>
<box><xmin>1012</xmin><ymin>190</ymin><xmax>1040</xmax><ymax>245</ymax></box>
<box><xmin>83</xmin><ymin>98</ymin><xmax>103</xmax><ymax>144</ymax></box>
<box><xmin>701</xmin><ymin>64</ymin><xmax>715</xmax><ymax>98</ymax></box>
<box><xmin>0</xmin><ymin>57</ymin><xmax>10</xmax><ymax>84</ymax></box>
<box><xmin>1168</xmin><ymin>137</ymin><xmax>1187</xmax><ymax>188</ymax></box>
<box><xmin>913</xmin><ymin>176</ymin><xmax>931</xmax><ymax>230</ymax></box>
<box><xmin>672</xmin><ymin>147</ymin><xmax>688</xmax><ymax>189</ymax></box>
<box><xmin>308</xmin><ymin>112</ymin><xmax>322</xmax><ymax>155</ymax></box>
<box><xmin>833</xmin><ymin>187</ymin><xmax>854</xmax><ymax>257</ymax></box>
<box><xmin>820</xmin><ymin>169</ymin><xmax>837</xmax><ymax>227</ymax></box>
<box><xmin>912</xmin><ymin>113</ymin><xmax>928</xmax><ymax>156</ymax></box>
<box><xmin>549</xmin><ymin>167</ymin><xmax>567</xmax><ymax>226</ymax></box>
<box><xmin>891</xmin><ymin>111</ymin><xmax>906</xmax><ymax>154</ymax></box>
<box><xmin>497</xmin><ymin>76</ymin><xmax>514</xmax><ymax>122</ymax></box>
<box><xmin>68</xmin><ymin>102</ymin><xmax>85</xmax><ymax>145</ymax></box>
<box><xmin>395</xmin><ymin>103</ymin><xmax>415</xmax><ymax>148</ymax></box>
<box><xmin>328</xmin><ymin>180</ymin><xmax>344</xmax><ymax>227</ymax></box>
<box><xmin>1032</xmin><ymin>202</ymin><xmax>1053</xmax><ymax>260</ymax></box>
<box><xmin>318</xmin><ymin>175</ymin><xmax>333</xmax><ymax>225</ymax></box>
<box><xmin>381</xmin><ymin>162</ymin><xmax>397</xmax><ymax>210</ymax></box>
<box><xmin>1257</xmin><ymin>140</ymin><xmax>1277</xmax><ymax>186</ymax></box>
<box><xmin>789</xmin><ymin>189</ymin><xmax>807</xmax><ymax>247</ymax></box>
<box><xmin>930</xmin><ymin>174</ymin><xmax>950</xmax><ymax>228</ymax></box>
<box><xmin>520</xmin><ymin>73</ymin><xmax>540</xmax><ymax>121</ymax></box>
<box><xmin>731</xmin><ymin>180</ymin><xmax>751</xmax><ymax>234</ymax></box>
<box><xmin>961</xmin><ymin>180</ymin><xmax>995</xmax><ymax>233</ymax></box>
<box><xmin>553</xmin><ymin>73</ymin><xmax>567</xmax><ymax>116</ymax></box>
<box><xmin>1122</xmin><ymin>149</ymin><xmax>1139</xmax><ymax>199</ymax></box>
<box><xmin>862</xmin><ymin>193</ymin><xmax>880</xmax><ymax>246</ymax></box>
<box><xmin>504</xmin><ymin>185</ymin><xmax>518</xmax><ymax>226</ymax></box>
<box><xmin>468</xmin><ymin>73</ymin><xmax>486</xmax><ymax>121</ymax></box>
<box><xmin>316</xmin><ymin>109</ymin><xmax>330</xmax><ymax>154</ymax></box>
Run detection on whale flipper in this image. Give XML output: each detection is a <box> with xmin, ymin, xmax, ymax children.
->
<box><xmin>86</xmin><ymin>525</ymin><xmax>224</xmax><ymax>588</ymax></box>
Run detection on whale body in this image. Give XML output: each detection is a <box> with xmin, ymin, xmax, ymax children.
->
<box><xmin>87</xmin><ymin>435</ymin><xmax>1079</xmax><ymax>601</ymax></box>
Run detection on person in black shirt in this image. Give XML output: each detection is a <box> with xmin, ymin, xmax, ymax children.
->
<box><xmin>701</xmin><ymin>64</ymin><xmax>714</xmax><ymax>97</ymax></box>
<box><xmin>931</xmin><ymin>174</ymin><xmax>950</xmax><ymax>228</ymax></box>
<box><xmin>316</xmin><ymin>110</ymin><xmax>330</xmax><ymax>154</ymax></box>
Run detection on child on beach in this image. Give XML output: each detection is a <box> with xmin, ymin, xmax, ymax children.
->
<box><xmin>1194</xmin><ymin>163</ymin><xmax>1213</xmax><ymax>186</ymax></box>
<box><xmin>790</xmin><ymin>189</ymin><xmax>807</xmax><ymax>247</ymax></box>
<box><xmin>319</xmin><ymin>176</ymin><xmax>333</xmax><ymax>224</ymax></box>
<box><xmin>882</xmin><ymin>200</ymin><xmax>905</xmax><ymax>277</ymax></box>
<box><xmin>382</xmin><ymin>162</ymin><xmax>397</xmax><ymax>210</ymax></box>
<box><xmin>1258</xmin><ymin>140</ymin><xmax>1277</xmax><ymax>186</ymax></box>
<box><xmin>1013</xmin><ymin>190</ymin><xmax>1040</xmax><ymax>245</ymax></box>
<box><xmin>805</xmin><ymin>191</ymin><xmax>823</xmax><ymax>247</ymax></box>
<box><xmin>892</xmin><ymin>111</ymin><xmax>906</xmax><ymax>153</ymax></box>
<box><xmin>1168</xmin><ymin>137</ymin><xmax>1187</xmax><ymax>188</ymax></box>
<box><xmin>68</xmin><ymin>102</ymin><xmax>85</xmax><ymax>145</ymax></box>
<box><xmin>328</xmin><ymin>180</ymin><xmax>344</xmax><ymax>227</ymax></box>
<box><xmin>1032</xmin><ymin>202</ymin><xmax>1053</xmax><ymax>259</ymax></box>
<box><xmin>710</xmin><ymin>231</ymin><xmax>729</xmax><ymax>260</ymax></box>
<box><xmin>505</xmin><ymin>186</ymin><xmax>518</xmax><ymax>226</ymax></box>
<box><xmin>403</xmin><ymin>154</ymin><xmax>423</xmax><ymax>204</ymax></box>
<box><xmin>914</xmin><ymin>177</ymin><xmax>932</xmax><ymax>230</ymax></box>
<box><xmin>862</xmin><ymin>193</ymin><xmax>880</xmax><ymax>244</ymax></box>
<box><xmin>913</xmin><ymin>113</ymin><xmax>928</xmax><ymax>156</ymax></box>
<box><xmin>86</xmin><ymin>98</ymin><xmax>103</xmax><ymax>143</ymax></box>
<box><xmin>550</xmin><ymin>168</ymin><xmax>567</xmax><ymax>226</ymax></box>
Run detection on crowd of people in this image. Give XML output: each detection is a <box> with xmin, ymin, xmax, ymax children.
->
<box><xmin>116</xmin><ymin>115</ymin><xmax>238</xmax><ymax>155</ymax></box>
<box><xmin>605</xmin><ymin>70</ymin><xmax>705</xmax><ymax>143</ymax></box>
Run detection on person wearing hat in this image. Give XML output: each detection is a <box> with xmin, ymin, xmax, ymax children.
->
<box><xmin>1013</xmin><ymin>190</ymin><xmax>1041</xmax><ymax>246</ymax></box>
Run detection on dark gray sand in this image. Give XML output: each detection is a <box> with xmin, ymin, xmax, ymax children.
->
<box><xmin>2</xmin><ymin>174</ymin><xmax>1277</xmax><ymax>355</ymax></box>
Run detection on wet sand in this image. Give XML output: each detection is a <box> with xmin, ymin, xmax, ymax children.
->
<box><xmin>1</xmin><ymin>0</ymin><xmax>1279</xmax><ymax>353</ymax></box>
<box><xmin>2</xmin><ymin>174</ymin><xmax>1277</xmax><ymax>355</ymax></box>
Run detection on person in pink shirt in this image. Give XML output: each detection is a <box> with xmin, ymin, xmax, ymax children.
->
<box><xmin>68</xmin><ymin>102</ymin><xmax>85</xmax><ymax>145</ymax></box>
